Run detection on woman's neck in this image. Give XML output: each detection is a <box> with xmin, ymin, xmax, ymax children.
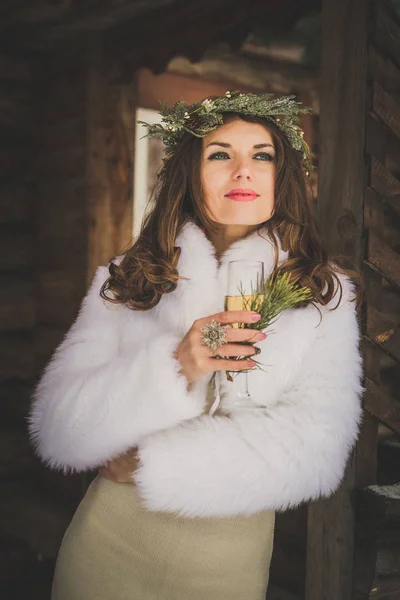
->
<box><xmin>208</xmin><ymin>224</ymin><xmax>259</xmax><ymax>261</ymax></box>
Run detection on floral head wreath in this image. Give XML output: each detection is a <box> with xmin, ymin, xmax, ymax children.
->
<box><xmin>138</xmin><ymin>91</ymin><xmax>314</xmax><ymax>177</ymax></box>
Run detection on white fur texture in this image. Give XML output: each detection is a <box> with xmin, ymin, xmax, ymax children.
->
<box><xmin>29</xmin><ymin>221</ymin><xmax>363</xmax><ymax>517</ymax></box>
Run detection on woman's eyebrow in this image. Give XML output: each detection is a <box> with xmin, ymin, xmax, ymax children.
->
<box><xmin>205</xmin><ymin>142</ymin><xmax>274</xmax><ymax>149</ymax></box>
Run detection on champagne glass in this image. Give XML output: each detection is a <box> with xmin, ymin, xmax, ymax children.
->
<box><xmin>225</xmin><ymin>260</ymin><xmax>265</xmax><ymax>407</ymax></box>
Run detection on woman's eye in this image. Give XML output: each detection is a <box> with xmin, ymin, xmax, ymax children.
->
<box><xmin>208</xmin><ymin>151</ymin><xmax>230</xmax><ymax>160</ymax></box>
<box><xmin>254</xmin><ymin>152</ymin><xmax>275</xmax><ymax>162</ymax></box>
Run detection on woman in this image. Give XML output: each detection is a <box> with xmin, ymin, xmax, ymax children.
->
<box><xmin>29</xmin><ymin>92</ymin><xmax>363</xmax><ymax>600</ymax></box>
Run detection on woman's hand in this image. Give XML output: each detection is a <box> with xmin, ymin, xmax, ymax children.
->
<box><xmin>174</xmin><ymin>310</ymin><xmax>266</xmax><ymax>385</ymax></box>
<box><xmin>98</xmin><ymin>447</ymin><xmax>140</xmax><ymax>483</ymax></box>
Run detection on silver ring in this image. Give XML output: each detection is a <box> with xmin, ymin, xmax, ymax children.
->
<box><xmin>200</xmin><ymin>319</ymin><xmax>228</xmax><ymax>352</ymax></box>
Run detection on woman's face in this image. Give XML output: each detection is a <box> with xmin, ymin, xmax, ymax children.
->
<box><xmin>201</xmin><ymin>119</ymin><xmax>276</xmax><ymax>226</ymax></box>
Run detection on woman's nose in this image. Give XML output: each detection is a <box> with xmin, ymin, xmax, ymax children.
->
<box><xmin>232</xmin><ymin>161</ymin><xmax>253</xmax><ymax>180</ymax></box>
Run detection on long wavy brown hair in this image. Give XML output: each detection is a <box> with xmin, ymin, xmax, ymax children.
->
<box><xmin>100</xmin><ymin>111</ymin><xmax>362</xmax><ymax>312</ymax></box>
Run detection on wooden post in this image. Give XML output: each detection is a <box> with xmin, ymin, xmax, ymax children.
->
<box><xmin>86</xmin><ymin>36</ymin><xmax>135</xmax><ymax>283</ymax></box>
<box><xmin>306</xmin><ymin>0</ymin><xmax>369</xmax><ymax>598</ymax></box>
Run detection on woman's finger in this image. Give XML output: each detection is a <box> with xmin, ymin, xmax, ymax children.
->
<box><xmin>225</xmin><ymin>328</ymin><xmax>266</xmax><ymax>343</ymax></box>
<box><xmin>214</xmin><ymin>343</ymin><xmax>258</xmax><ymax>358</ymax></box>
<box><xmin>211</xmin><ymin>357</ymin><xmax>257</xmax><ymax>372</ymax></box>
<box><xmin>196</xmin><ymin>311</ymin><xmax>261</xmax><ymax>329</ymax></box>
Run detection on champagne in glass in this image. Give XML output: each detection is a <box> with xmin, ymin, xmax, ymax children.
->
<box><xmin>225</xmin><ymin>260</ymin><xmax>264</xmax><ymax>407</ymax></box>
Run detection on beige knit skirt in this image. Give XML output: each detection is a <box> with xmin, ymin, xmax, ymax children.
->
<box><xmin>51</xmin><ymin>475</ymin><xmax>275</xmax><ymax>600</ymax></box>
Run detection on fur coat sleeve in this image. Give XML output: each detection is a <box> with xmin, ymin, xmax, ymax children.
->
<box><xmin>133</xmin><ymin>287</ymin><xmax>364</xmax><ymax>517</ymax></box>
<box><xmin>28</xmin><ymin>267</ymin><xmax>205</xmax><ymax>472</ymax></box>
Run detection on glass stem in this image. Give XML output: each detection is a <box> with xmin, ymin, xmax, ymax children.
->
<box><xmin>237</xmin><ymin>370</ymin><xmax>250</xmax><ymax>401</ymax></box>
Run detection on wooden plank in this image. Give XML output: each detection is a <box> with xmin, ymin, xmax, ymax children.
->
<box><xmin>355</xmin><ymin>410</ymin><xmax>379</xmax><ymax>488</ymax></box>
<box><xmin>0</xmin><ymin>480</ymin><xmax>73</xmax><ymax>560</ymax></box>
<box><xmin>275</xmin><ymin>506</ymin><xmax>308</xmax><ymax>539</ymax></box>
<box><xmin>0</xmin><ymin>380</ymin><xmax>31</xmax><ymax>423</ymax></box>
<box><xmin>366</xmin><ymin>111</ymin><xmax>400</xmax><ymax>185</ymax></box>
<box><xmin>0</xmin><ymin>229</ymin><xmax>32</xmax><ymax>270</ymax></box>
<box><xmin>366</xmin><ymin>304</ymin><xmax>400</xmax><ymax>363</ymax></box>
<box><xmin>354</xmin><ymin>524</ymin><xmax>400</xmax><ymax>597</ymax></box>
<box><xmin>0</xmin><ymin>432</ymin><xmax>34</xmax><ymax>477</ymax></box>
<box><xmin>33</xmin><ymin>145</ymin><xmax>85</xmax><ymax>179</ymax></box>
<box><xmin>35</xmin><ymin>183</ymin><xmax>86</xmax><ymax>238</ymax></box>
<box><xmin>0</xmin><ymin>53</ymin><xmax>31</xmax><ymax>82</ymax></box>
<box><xmin>0</xmin><ymin>183</ymin><xmax>31</xmax><ymax>223</ymax></box>
<box><xmin>364</xmin><ymin>187</ymin><xmax>400</xmax><ymax>237</ymax></box>
<box><xmin>373</xmin><ymin>81</ymin><xmax>400</xmax><ymax>141</ymax></box>
<box><xmin>306</xmin><ymin>468</ymin><xmax>357</xmax><ymax>600</ymax></box>
<box><xmin>36</xmin><ymin>235</ymin><xmax>87</xmax><ymax>269</ymax></box>
<box><xmin>357</xmin><ymin>267</ymin><xmax>380</xmax><ymax>488</ymax></box>
<box><xmin>368</xmin><ymin>45</ymin><xmax>400</xmax><ymax>99</ymax></box>
<box><xmin>266</xmin><ymin>585</ymin><xmax>303</xmax><ymax>600</ymax></box>
<box><xmin>0</xmin><ymin>332</ymin><xmax>34</xmax><ymax>381</ymax></box>
<box><xmin>35</xmin><ymin>327</ymin><xmax>66</xmax><ymax>374</ymax></box>
<box><xmin>86</xmin><ymin>37</ymin><xmax>134</xmax><ymax>282</ymax></box>
<box><xmin>370</xmin><ymin>157</ymin><xmax>400</xmax><ymax>198</ymax></box>
<box><xmin>355</xmin><ymin>483</ymin><xmax>400</xmax><ymax>597</ymax></box>
<box><xmin>6</xmin><ymin>0</ymin><xmax>185</xmax><ymax>46</ymax></box>
<box><xmin>367</xmin><ymin>229</ymin><xmax>400</xmax><ymax>287</ymax></box>
<box><xmin>0</xmin><ymin>275</ymin><xmax>34</xmax><ymax>331</ymax></box>
<box><xmin>363</xmin><ymin>377</ymin><xmax>400</xmax><ymax>436</ymax></box>
<box><xmin>270</xmin><ymin>531</ymin><xmax>306</xmax><ymax>596</ymax></box>
<box><xmin>366</xmin><ymin>112</ymin><xmax>387</xmax><ymax>164</ymax></box>
<box><xmin>372</xmin><ymin>1</ymin><xmax>400</xmax><ymax>71</ymax></box>
<box><xmin>37</xmin><ymin>116</ymin><xmax>85</xmax><ymax>151</ymax></box>
<box><xmin>0</xmin><ymin>145</ymin><xmax>29</xmax><ymax>180</ymax></box>
<box><xmin>357</xmin><ymin>483</ymin><xmax>400</xmax><ymax>521</ymax></box>
<box><xmin>355</xmin><ymin>591</ymin><xmax>400</xmax><ymax>599</ymax></box>
<box><xmin>36</xmin><ymin>270</ymin><xmax>85</xmax><ymax>328</ymax></box>
<box><xmin>0</xmin><ymin>85</ymin><xmax>31</xmax><ymax>110</ymax></box>
<box><xmin>307</xmin><ymin>0</ymin><xmax>368</xmax><ymax>598</ymax></box>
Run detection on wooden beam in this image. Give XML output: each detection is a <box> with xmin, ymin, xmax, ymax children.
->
<box><xmin>370</xmin><ymin>156</ymin><xmax>400</xmax><ymax>198</ymax></box>
<box><xmin>0</xmin><ymin>52</ymin><xmax>31</xmax><ymax>82</ymax></box>
<box><xmin>368</xmin><ymin>45</ymin><xmax>400</xmax><ymax>100</ymax></box>
<box><xmin>372</xmin><ymin>1</ymin><xmax>400</xmax><ymax>71</ymax></box>
<box><xmin>355</xmin><ymin>483</ymin><xmax>400</xmax><ymax>597</ymax></box>
<box><xmin>0</xmin><ymin>183</ymin><xmax>31</xmax><ymax>224</ymax></box>
<box><xmin>85</xmin><ymin>36</ymin><xmax>134</xmax><ymax>282</ymax></box>
<box><xmin>366</xmin><ymin>304</ymin><xmax>400</xmax><ymax>363</ymax></box>
<box><xmin>0</xmin><ymin>332</ymin><xmax>34</xmax><ymax>381</ymax></box>
<box><xmin>373</xmin><ymin>81</ymin><xmax>400</xmax><ymax>141</ymax></box>
<box><xmin>306</xmin><ymin>0</ymin><xmax>369</xmax><ymax>598</ymax></box>
<box><xmin>367</xmin><ymin>230</ymin><xmax>400</xmax><ymax>288</ymax></box>
<box><xmin>363</xmin><ymin>377</ymin><xmax>400</xmax><ymax>436</ymax></box>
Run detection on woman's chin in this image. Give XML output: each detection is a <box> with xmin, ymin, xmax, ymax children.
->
<box><xmin>213</xmin><ymin>216</ymin><xmax>270</xmax><ymax>227</ymax></box>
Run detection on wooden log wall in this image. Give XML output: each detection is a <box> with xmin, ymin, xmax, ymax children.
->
<box><xmin>0</xmin><ymin>38</ymin><xmax>136</xmax><ymax>597</ymax></box>
<box><xmin>30</xmin><ymin>38</ymin><xmax>135</xmax><ymax>510</ymax></box>
<box><xmin>0</xmin><ymin>50</ymin><xmax>47</xmax><ymax>594</ymax></box>
<box><xmin>354</xmin><ymin>2</ymin><xmax>400</xmax><ymax>598</ymax></box>
<box><xmin>33</xmin><ymin>49</ymin><xmax>88</xmax><ymax>377</ymax></box>
<box><xmin>306</xmin><ymin>0</ymin><xmax>369</xmax><ymax>598</ymax></box>
<box><xmin>0</xmin><ymin>52</ymin><xmax>34</xmax><ymax>496</ymax></box>
<box><xmin>307</xmin><ymin>1</ymin><xmax>400</xmax><ymax>599</ymax></box>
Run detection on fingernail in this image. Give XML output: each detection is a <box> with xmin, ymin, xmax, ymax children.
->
<box><xmin>251</xmin><ymin>313</ymin><xmax>261</xmax><ymax>321</ymax></box>
<box><xmin>248</xmin><ymin>361</ymin><xmax>257</xmax><ymax>367</ymax></box>
<box><xmin>257</xmin><ymin>332</ymin><xmax>267</xmax><ymax>340</ymax></box>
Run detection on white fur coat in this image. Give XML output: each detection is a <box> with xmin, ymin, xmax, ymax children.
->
<box><xmin>29</xmin><ymin>221</ymin><xmax>364</xmax><ymax>518</ymax></box>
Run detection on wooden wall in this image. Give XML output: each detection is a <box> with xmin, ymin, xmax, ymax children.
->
<box><xmin>355</xmin><ymin>1</ymin><xmax>400</xmax><ymax>598</ymax></box>
<box><xmin>0</xmin><ymin>50</ymin><xmax>47</xmax><ymax>594</ymax></box>
<box><xmin>0</xmin><ymin>38</ymin><xmax>136</xmax><ymax>597</ymax></box>
<box><xmin>307</xmin><ymin>1</ymin><xmax>400</xmax><ymax>599</ymax></box>
<box><xmin>0</xmin><ymin>53</ymin><xmax>34</xmax><ymax>436</ymax></box>
<box><xmin>30</xmin><ymin>38</ymin><xmax>135</xmax><ymax>509</ymax></box>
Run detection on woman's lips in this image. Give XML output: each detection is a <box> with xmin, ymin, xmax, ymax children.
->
<box><xmin>226</xmin><ymin>190</ymin><xmax>258</xmax><ymax>202</ymax></box>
